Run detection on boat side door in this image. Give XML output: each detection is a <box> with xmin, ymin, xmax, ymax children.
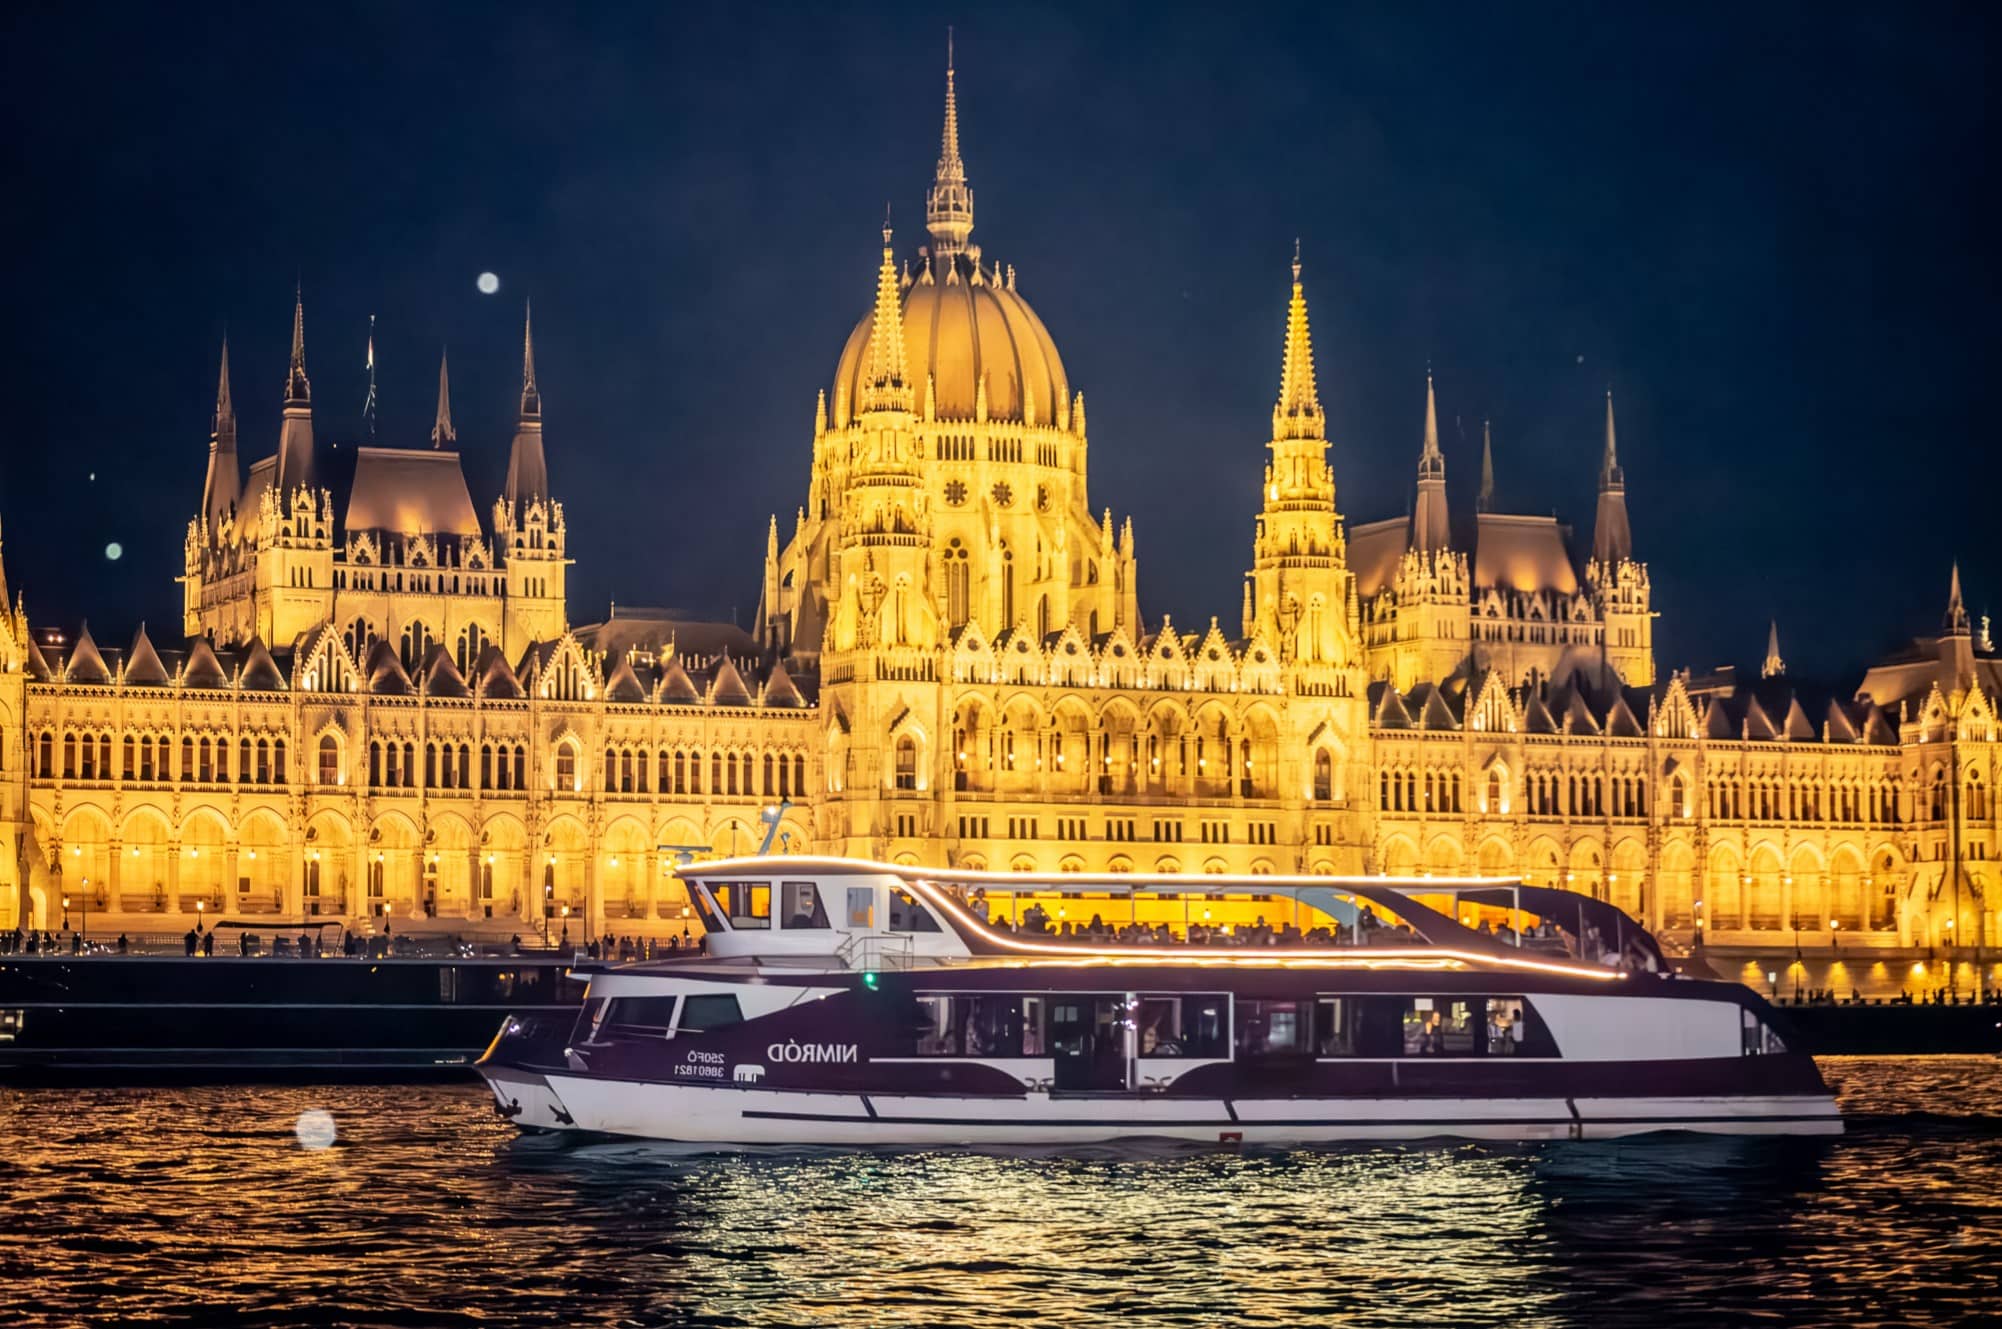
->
<box><xmin>1048</xmin><ymin>994</ymin><xmax>1128</xmax><ymax>1092</ymax></box>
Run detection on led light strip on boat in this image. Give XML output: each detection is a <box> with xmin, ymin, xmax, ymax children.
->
<box><xmin>901</xmin><ymin>876</ymin><xmax>1623</xmax><ymax>981</ymax></box>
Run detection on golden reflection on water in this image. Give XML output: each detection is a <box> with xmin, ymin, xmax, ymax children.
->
<box><xmin>0</xmin><ymin>1064</ymin><xmax>1998</xmax><ymax>1327</ymax></box>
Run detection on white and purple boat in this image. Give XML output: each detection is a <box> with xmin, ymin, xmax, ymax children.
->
<box><xmin>477</xmin><ymin>858</ymin><xmax>1841</xmax><ymax>1146</ymax></box>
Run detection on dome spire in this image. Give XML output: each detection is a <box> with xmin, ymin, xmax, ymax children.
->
<box><xmin>1411</xmin><ymin>369</ymin><xmax>1451</xmax><ymax>553</ymax></box>
<box><xmin>860</xmin><ymin>219</ymin><xmax>912</xmax><ymax>413</ymax></box>
<box><xmin>519</xmin><ymin>299</ymin><xmax>541</xmax><ymax>421</ymax></box>
<box><xmin>926</xmin><ymin>27</ymin><xmax>975</xmax><ymax>257</ymax></box>
<box><xmin>201</xmin><ymin>333</ymin><xmax>240</xmax><ymax>532</ymax></box>
<box><xmin>1271</xmin><ymin>240</ymin><xmax>1324</xmax><ymax>441</ymax></box>
<box><xmin>1592</xmin><ymin>388</ymin><xmax>1633</xmax><ymax>564</ymax></box>
<box><xmin>284</xmin><ymin>283</ymin><xmax>310</xmax><ymax>405</ymax></box>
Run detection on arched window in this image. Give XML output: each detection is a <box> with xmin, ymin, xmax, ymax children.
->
<box><xmin>945</xmin><ymin>543</ymin><xmax>970</xmax><ymax>629</ymax></box>
<box><xmin>37</xmin><ymin>731</ymin><xmax>53</xmax><ymax>777</ymax></box>
<box><xmin>455</xmin><ymin>623</ymin><xmax>490</xmax><ymax>675</ymax></box>
<box><xmin>792</xmin><ymin>753</ymin><xmax>806</xmax><ymax>797</ymax></box>
<box><xmin>345</xmin><ymin>617</ymin><xmax>374</xmax><ymax>663</ymax></box>
<box><xmin>894</xmin><ymin>736</ymin><xmax>918</xmax><ymax>791</ymax></box>
<box><xmin>402</xmin><ymin>741</ymin><xmax>417</xmax><ymax>789</ymax></box>
<box><xmin>1486</xmin><ymin>768</ymin><xmax>1503</xmax><ymax>815</ymax></box>
<box><xmin>400</xmin><ymin>619</ymin><xmax>434</xmax><ymax>672</ymax></box>
<box><xmin>1314</xmin><ymin>749</ymin><xmax>1333</xmax><ymax>802</ymax></box>
<box><xmin>318</xmin><ymin>734</ymin><xmax>339</xmax><ymax>786</ymax></box>
<box><xmin>555</xmin><ymin>743</ymin><xmax>577</xmax><ymax>792</ymax></box>
<box><xmin>763</xmin><ymin>752</ymin><xmax>775</xmax><ymax>796</ymax></box>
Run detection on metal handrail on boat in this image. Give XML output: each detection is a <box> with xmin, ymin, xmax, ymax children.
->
<box><xmin>835</xmin><ymin>932</ymin><xmax>915</xmax><ymax>973</ymax></box>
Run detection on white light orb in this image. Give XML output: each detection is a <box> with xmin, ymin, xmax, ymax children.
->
<box><xmin>295</xmin><ymin>1109</ymin><xmax>337</xmax><ymax>1150</ymax></box>
<box><xmin>476</xmin><ymin>272</ymin><xmax>500</xmax><ymax>295</ymax></box>
<box><xmin>104</xmin><ymin>542</ymin><xmax>122</xmax><ymax>561</ymax></box>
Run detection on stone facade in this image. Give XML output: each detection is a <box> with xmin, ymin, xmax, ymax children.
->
<box><xmin>0</xmin><ymin>54</ymin><xmax>1995</xmax><ymax>956</ymax></box>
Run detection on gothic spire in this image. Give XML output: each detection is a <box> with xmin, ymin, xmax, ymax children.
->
<box><xmin>925</xmin><ymin>28</ymin><xmax>975</xmax><ymax>257</ymax></box>
<box><xmin>1271</xmin><ymin>241</ymin><xmax>1324</xmax><ymax>442</ymax></box>
<box><xmin>1592</xmin><ymin>388</ymin><xmax>1633</xmax><ymax>565</ymax></box>
<box><xmin>200</xmin><ymin>334</ymin><xmax>241</xmax><ymax>532</ymax></box>
<box><xmin>1476</xmin><ymin>418</ymin><xmax>1494</xmax><ymax>513</ymax></box>
<box><xmin>214</xmin><ymin>333</ymin><xmax>235</xmax><ymax>442</ymax></box>
<box><xmin>1945</xmin><ymin>562</ymin><xmax>1970</xmax><ymax>635</ymax></box>
<box><xmin>1762</xmin><ymin>619</ymin><xmax>1785</xmax><ymax>679</ymax></box>
<box><xmin>519</xmin><ymin>299</ymin><xmax>541</xmax><ymax>421</ymax></box>
<box><xmin>860</xmin><ymin>221</ymin><xmax>912</xmax><ymax>413</ymax></box>
<box><xmin>505</xmin><ymin>303</ymin><xmax>549</xmax><ymax>509</ymax></box>
<box><xmin>431</xmin><ymin>347</ymin><xmax>456</xmax><ymax>448</ymax></box>
<box><xmin>1411</xmin><ymin>369</ymin><xmax>1450</xmax><ymax>553</ymax></box>
<box><xmin>285</xmin><ymin>284</ymin><xmax>310</xmax><ymax>405</ymax></box>
<box><xmin>274</xmin><ymin>286</ymin><xmax>317</xmax><ymax>498</ymax></box>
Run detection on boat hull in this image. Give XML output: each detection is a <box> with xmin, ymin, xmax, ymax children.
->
<box><xmin>482</xmin><ymin>1071</ymin><xmax>1843</xmax><ymax>1145</ymax></box>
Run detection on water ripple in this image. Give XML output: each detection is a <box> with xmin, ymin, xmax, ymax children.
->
<box><xmin>0</xmin><ymin>1058</ymin><xmax>1997</xmax><ymax>1326</ymax></box>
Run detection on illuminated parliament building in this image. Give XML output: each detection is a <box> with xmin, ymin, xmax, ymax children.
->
<box><xmin>1</xmin><ymin>56</ymin><xmax>1996</xmax><ymax>962</ymax></box>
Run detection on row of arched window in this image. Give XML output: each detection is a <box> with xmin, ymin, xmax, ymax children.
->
<box><xmin>366</xmin><ymin>739</ymin><xmax>530</xmax><ymax>791</ymax></box>
<box><xmin>1708</xmin><ymin>776</ymin><xmax>1903</xmax><ymax>825</ymax></box>
<box><xmin>604</xmin><ymin>746</ymin><xmax>808</xmax><ymax>800</ymax></box>
<box><xmin>1380</xmin><ymin>769</ymin><xmax>1464</xmax><ymax>815</ymax></box>
<box><xmin>32</xmin><ymin>729</ymin><xmax>287</xmax><ymax>785</ymax></box>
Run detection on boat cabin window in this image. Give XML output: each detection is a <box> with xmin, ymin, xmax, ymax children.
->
<box><xmin>1314</xmin><ymin>998</ymin><xmax>1356</xmax><ymax>1056</ymax></box>
<box><xmin>846</xmin><ymin>886</ymin><xmax>876</xmax><ymax>929</ymax></box>
<box><xmin>1136</xmin><ymin>995</ymin><xmax>1229</xmax><ymax>1058</ymax></box>
<box><xmin>888</xmin><ymin>888</ymin><xmax>942</xmax><ymax>933</ymax></box>
<box><xmin>1741</xmin><ymin>1007</ymin><xmax>1788</xmax><ymax>1056</ymax></box>
<box><xmin>1403</xmin><ymin>997</ymin><xmax>1478</xmax><ymax>1056</ymax></box>
<box><xmin>910</xmin><ymin>993</ymin><xmax>1044</xmax><ymax>1057</ymax></box>
<box><xmin>711</xmin><ymin>882</ymin><xmax>771</xmax><ymax>930</ymax></box>
<box><xmin>570</xmin><ymin>997</ymin><xmax>610</xmax><ymax>1044</ymax></box>
<box><xmin>1235</xmin><ymin>1000</ymin><xmax>1314</xmax><ymax>1057</ymax></box>
<box><xmin>603</xmin><ymin>995</ymin><xmax>680</xmax><ymax>1039</ymax></box>
<box><xmin>678</xmin><ymin>994</ymin><xmax>745</xmax><ymax>1033</ymax></box>
<box><xmin>781</xmin><ymin>881</ymin><xmax>830</xmax><ymax>929</ymax></box>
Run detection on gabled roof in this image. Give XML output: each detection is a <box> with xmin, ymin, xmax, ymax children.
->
<box><xmin>658</xmin><ymin>658</ymin><xmax>700</xmax><ymax>704</ymax></box>
<box><xmin>419</xmin><ymin>644</ymin><xmax>471</xmax><ymax>698</ymax></box>
<box><xmin>472</xmin><ymin>643</ymin><xmax>522</xmax><ymax>699</ymax></box>
<box><xmin>762</xmin><ymin>660</ymin><xmax>806</xmax><ymax>707</ymax></box>
<box><xmin>183</xmin><ymin>636</ymin><xmax>229</xmax><ymax>688</ymax></box>
<box><xmin>1604</xmin><ymin>690</ymin><xmax>1645</xmax><ymax>738</ymax></box>
<box><xmin>709</xmin><ymin>656</ymin><xmax>753</xmax><ymax>706</ymax></box>
<box><xmin>363</xmin><ymin>639</ymin><xmax>413</xmax><ymax>695</ymax></box>
<box><xmin>24</xmin><ymin>632</ymin><xmax>53</xmax><ymax>681</ymax></box>
<box><xmin>123</xmin><ymin>624</ymin><xmax>170</xmax><ymax>685</ymax></box>
<box><xmin>65</xmin><ymin>623</ymin><xmax>111</xmax><ymax>684</ymax></box>
<box><xmin>604</xmin><ymin>653</ymin><xmax>647</xmax><ymax>703</ymax></box>
<box><xmin>1369</xmin><ymin>682</ymin><xmax>1413</xmax><ymax>729</ymax></box>
<box><xmin>1520</xmin><ymin>691</ymin><xmax>1559</xmax><ymax>734</ymax></box>
<box><xmin>239</xmin><ymin>637</ymin><xmax>286</xmax><ymax>691</ymax></box>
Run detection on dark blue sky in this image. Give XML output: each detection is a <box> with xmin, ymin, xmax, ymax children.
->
<box><xmin>2</xmin><ymin>3</ymin><xmax>1994</xmax><ymax>680</ymax></box>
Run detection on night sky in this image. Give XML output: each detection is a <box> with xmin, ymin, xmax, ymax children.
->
<box><xmin>2</xmin><ymin>4</ymin><xmax>1994</xmax><ymax>682</ymax></box>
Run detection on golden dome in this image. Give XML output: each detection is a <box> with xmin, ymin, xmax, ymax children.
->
<box><xmin>832</xmin><ymin>259</ymin><xmax>1070</xmax><ymax>427</ymax></box>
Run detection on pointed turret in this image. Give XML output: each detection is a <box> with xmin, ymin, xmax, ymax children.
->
<box><xmin>1411</xmin><ymin>371</ymin><xmax>1451</xmax><ymax>553</ymax></box>
<box><xmin>200</xmin><ymin>334</ymin><xmax>241</xmax><ymax>531</ymax></box>
<box><xmin>1945</xmin><ymin>562</ymin><xmax>1970</xmax><ymax>635</ymax></box>
<box><xmin>1271</xmin><ymin>242</ymin><xmax>1325</xmax><ymax>442</ymax></box>
<box><xmin>273</xmin><ymin>287</ymin><xmax>316</xmax><ymax>498</ymax></box>
<box><xmin>430</xmin><ymin>347</ymin><xmax>456</xmax><ymax>448</ymax></box>
<box><xmin>1762</xmin><ymin>619</ymin><xmax>1785</xmax><ymax>679</ymax></box>
<box><xmin>285</xmin><ymin>286</ymin><xmax>310</xmax><ymax>405</ymax></box>
<box><xmin>1476</xmin><ymin>418</ymin><xmax>1495</xmax><ymax>514</ymax></box>
<box><xmin>860</xmin><ymin>222</ymin><xmax>912</xmax><ymax>413</ymax></box>
<box><xmin>925</xmin><ymin>28</ymin><xmax>975</xmax><ymax>258</ymax></box>
<box><xmin>1592</xmin><ymin>389</ymin><xmax>1632</xmax><ymax>564</ymax></box>
<box><xmin>504</xmin><ymin>302</ymin><xmax>548</xmax><ymax>508</ymax></box>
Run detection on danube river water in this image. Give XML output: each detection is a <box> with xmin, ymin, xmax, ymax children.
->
<box><xmin>1</xmin><ymin>1059</ymin><xmax>1998</xmax><ymax>1328</ymax></box>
